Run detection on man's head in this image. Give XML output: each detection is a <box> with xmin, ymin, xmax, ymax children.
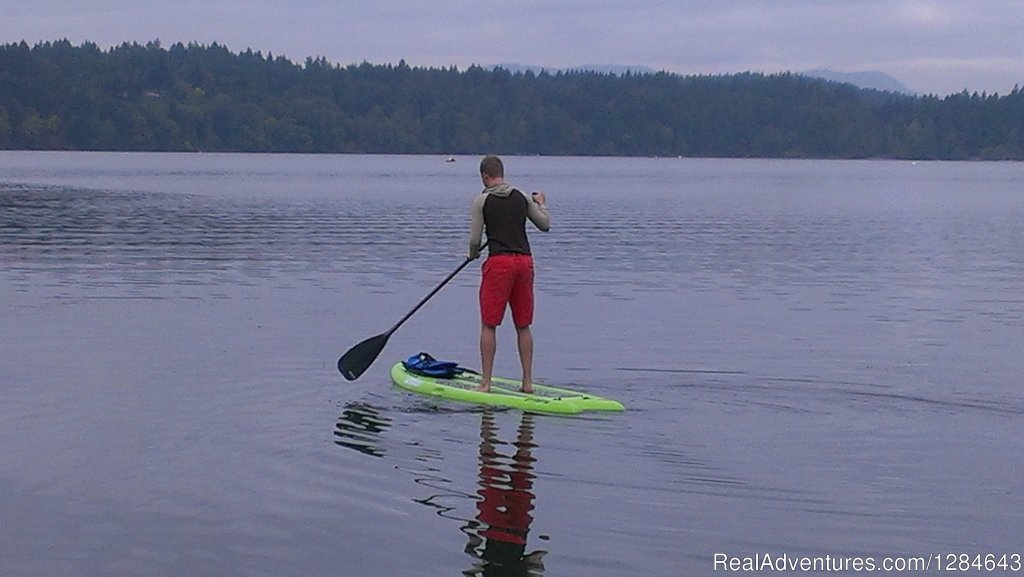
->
<box><xmin>480</xmin><ymin>155</ymin><xmax>504</xmax><ymax>185</ymax></box>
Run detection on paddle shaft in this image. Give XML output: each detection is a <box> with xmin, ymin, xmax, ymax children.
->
<box><xmin>385</xmin><ymin>255</ymin><xmax>475</xmax><ymax>337</ymax></box>
<box><xmin>338</xmin><ymin>244</ymin><xmax>487</xmax><ymax>380</ymax></box>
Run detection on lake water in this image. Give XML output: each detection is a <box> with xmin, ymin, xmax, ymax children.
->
<box><xmin>1</xmin><ymin>152</ymin><xmax>1022</xmax><ymax>576</ymax></box>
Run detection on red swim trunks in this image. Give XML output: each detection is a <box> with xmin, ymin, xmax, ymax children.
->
<box><xmin>480</xmin><ymin>254</ymin><xmax>534</xmax><ymax>327</ymax></box>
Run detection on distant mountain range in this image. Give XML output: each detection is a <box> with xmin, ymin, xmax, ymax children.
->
<box><xmin>493</xmin><ymin>64</ymin><xmax>916</xmax><ymax>95</ymax></box>
<box><xmin>799</xmin><ymin>69</ymin><xmax>916</xmax><ymax>94</ymax></box>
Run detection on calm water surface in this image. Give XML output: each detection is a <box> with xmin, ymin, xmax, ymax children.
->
<box><xmin>1</xmin><ymin>152</ymin><xmax>1022</xmax><ymax>576</ymax></box>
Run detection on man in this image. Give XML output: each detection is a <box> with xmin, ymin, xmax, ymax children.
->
<box><xmin>468</xmin><ymin>155</ymin><xmax>550</xmax><ymax>393</ymax></box>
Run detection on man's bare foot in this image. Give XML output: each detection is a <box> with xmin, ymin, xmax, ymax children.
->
<box><xmin>475</xmin><ymin>383</ymin><xmax>491</xmax><ymax>392</ymax></box>
<box><xmin>521</xmin><ymin>384</ymin><xmax>534</xmax><ymax>394</ymax></box>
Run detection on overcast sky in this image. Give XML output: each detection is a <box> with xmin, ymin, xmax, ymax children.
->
<box><xmin>4</xmin><ymin>0</ymin><xmax>1022</xmax><ymax>96</ymax></box>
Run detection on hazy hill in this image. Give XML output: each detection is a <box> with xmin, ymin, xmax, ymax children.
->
<box><xmin>496</xmin><ymin>64</ymin><xmax>917</xmax><ymax>95</ymax></box>
<box><xmin>802</xmin><ymin>69</ymin><xmax>916</xmax><ymax>95</ymax></box>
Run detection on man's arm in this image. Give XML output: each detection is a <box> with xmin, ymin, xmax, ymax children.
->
<box><xmin>468</xmin><ymin>194</ymin><xmax>486</xmax><ymax>259</ymax></box>
<box><xmin>527</xmin><ymin>191</ymin><xmax>550</xmax><ymax>231</ymax></box>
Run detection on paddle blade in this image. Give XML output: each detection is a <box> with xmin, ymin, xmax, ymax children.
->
<box><xmin>337</xmin><ymin>333</ymin><xmax>390</xmax><ymax>381</ymax></box>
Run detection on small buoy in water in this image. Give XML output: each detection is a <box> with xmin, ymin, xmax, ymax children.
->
<box><xmin>445</xmin><ymin>157</ymin><xmax>456</xmax><ymax>163</ymax></box>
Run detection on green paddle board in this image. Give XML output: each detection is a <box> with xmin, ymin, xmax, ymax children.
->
<box><xmin>390</xmin><ymin>362</ymin><xmax>624</xmax><ymax>415</ymax></box>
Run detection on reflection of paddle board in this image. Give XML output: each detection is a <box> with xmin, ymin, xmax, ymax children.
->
<box><xmin>389</xmin><ymin>362</ymin><xmax>624</xmax><ymax>415</ymax></box>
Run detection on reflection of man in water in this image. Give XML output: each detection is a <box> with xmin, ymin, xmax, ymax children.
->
<box><xmin>464</xmin><ymin>411</ymin><xmax>546</xmax><ymax>577</ymax></box>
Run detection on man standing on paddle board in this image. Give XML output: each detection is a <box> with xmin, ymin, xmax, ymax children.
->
<box><xmin>468</xmin><ymin>156</ymin><xmax>550</xmax><ymax>393</ymax></box>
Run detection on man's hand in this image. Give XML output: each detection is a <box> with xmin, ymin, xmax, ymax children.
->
<box><xmin>531</xmin><ymin>191</ymin><xmax>546</xmax><ymax>205</ymax></box>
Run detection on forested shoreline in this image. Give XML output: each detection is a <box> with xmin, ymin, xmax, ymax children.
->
<box><xmin>1</xmin><ymin>39</ymin><xmax>1022</xmax><ymax>159</ymax></box>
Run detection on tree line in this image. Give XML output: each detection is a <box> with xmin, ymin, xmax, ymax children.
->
<box><xmin>1</xmin><ymin>39</ymin><xmax>1022</xmax><ymax>159</ymax></box>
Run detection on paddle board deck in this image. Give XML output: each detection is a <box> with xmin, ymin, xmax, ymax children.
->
<box><xmin>389</xmin><ymin>362</ymin><xmax>624</xmax><ymax>415</ymax></box>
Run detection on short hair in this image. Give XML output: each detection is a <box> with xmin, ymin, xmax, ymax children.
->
<box><xmin>479</xmin><ymin>155</ymin><xmax>504</xmax><ymax>178</ymax></box>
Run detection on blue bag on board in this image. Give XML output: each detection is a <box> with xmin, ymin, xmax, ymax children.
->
<box><xmin>402</xmin><ymin>352</ymin><xmax>464</xmax><ymax>378</ymax></box>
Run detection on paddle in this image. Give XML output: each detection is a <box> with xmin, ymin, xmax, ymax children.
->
<box><xmin>337</xmin><ymin>251</ymin><xmax>480</xmax><ymax>380</ymax></box>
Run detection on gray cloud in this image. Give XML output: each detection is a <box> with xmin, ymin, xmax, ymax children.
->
<box><xmin>2</xmin><ymin>0</ymin><xmax>1021</xmax><ymax>95</ymax></box>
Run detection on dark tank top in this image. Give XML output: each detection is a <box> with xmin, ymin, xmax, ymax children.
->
<box><xmin>483</xmin><ymin>189</ymin><xmax>532</xmax><ymax>255</ymax></box>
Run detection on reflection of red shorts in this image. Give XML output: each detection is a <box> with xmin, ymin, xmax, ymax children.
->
<box><xmin>480</xmin><ymin>254</ymin><xmax>534</xmax><ymax>328</ymax></box>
